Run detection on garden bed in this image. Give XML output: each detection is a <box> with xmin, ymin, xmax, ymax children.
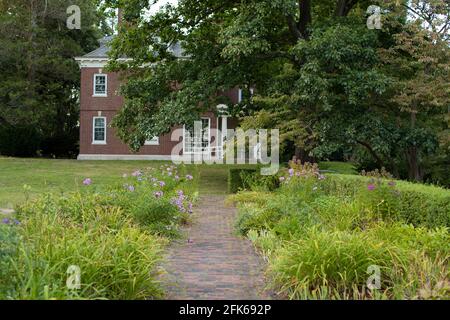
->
<box><xmin>229</xmin><ymin>162</ymin><xmax>450</xmax><ymax>299</ymax></box>
<box><xmin>0</xmin><ymin>164</ymin><xmax>197</xmax><ymax>299</ymax></box>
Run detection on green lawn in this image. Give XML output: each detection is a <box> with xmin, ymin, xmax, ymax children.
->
<box><xmin>318</xmin><ymin>161</ymin><xmax>357</xmax><ymax>174</ymax></box>
<box><xmin>0</xmin><ymin>157</ymin><xmax>359</xmax><ymax>207</ymax></box>
<box><xmin>0</xmin><ymin>157</ymin><xmax>170</xmax><ymax>208</ymax></box>
<box><xmin>0</xmin><ymin>157</ymin><xmax>256</xmax><ymax>207</ymax></box>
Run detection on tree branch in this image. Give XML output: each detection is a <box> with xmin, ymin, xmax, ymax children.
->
<box><xmin>356</xmin><ymin>140</ymin><xmax>385</xmax><ymax>167</ymax></box>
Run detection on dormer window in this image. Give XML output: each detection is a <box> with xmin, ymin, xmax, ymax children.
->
<box><xmin>93</xmin><ymin>74</ymin><xmax>107</xmax><ymax>96</ymax></box>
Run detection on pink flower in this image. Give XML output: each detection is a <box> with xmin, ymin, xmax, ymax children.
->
<box><xmin>186</xmin><ymin>174</ymin><xmax>193</xmax><ymax>180</ymax></box>
<box><xmin>154</xmin><ymin>191</ymin><xmax>164</xmax><ymax>198</ymax></box>
<box><xmin>83</xmin><ymin>178</ymin><xmax>92</xmax><ymax>185</ymax></box>
<box><xmin>367</xmin><ymin>184</ymin><xmax>376</xmax><ymax>191</ymax></box>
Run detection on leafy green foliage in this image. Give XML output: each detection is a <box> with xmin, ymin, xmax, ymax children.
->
<box><xmin>0</xmin><ymin>0</ymin><xmax>107</xmax><ymax>157</ymax></box>
<box><xmin>0</xmin><ymin>164</ymin><xmax>197</xmax><ymax>299</ymax></box>
<box><xmin>229</xmin><ymin>166</ymin><xmax>450</xmax><ymax>299</ymax></box>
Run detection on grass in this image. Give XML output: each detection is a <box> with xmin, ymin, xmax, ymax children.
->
<box><xmin>0</xmin><ymin>157</ymin><xmax>259</xmax><ymax>207</ymax></box>
<box><xmin>0</xmin><ymin>157</ymin><xmax>169</xmax><ymax>208</ymax></box>
<box><xmin>1</xmin><ymin>164</ymin><xmax>197</xmax><ymax>299</ymax></box>
<box><xmin>318</xmin><ymin>161</ymin><xmax>357</xmax><ymax>175</ymax></box>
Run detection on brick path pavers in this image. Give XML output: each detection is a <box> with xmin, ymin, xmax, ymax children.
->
<box><xmin>161</xmin><ymin>195</ymin><xmax>271</xmax><ymax>300</ymax></box>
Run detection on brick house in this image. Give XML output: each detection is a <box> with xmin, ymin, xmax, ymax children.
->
<box><xmin>75</xmin><ymin>36</ymin><xmax>241</xmax><ymax>160</ymax></box>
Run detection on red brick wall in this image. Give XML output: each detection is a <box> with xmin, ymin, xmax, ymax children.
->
<box><xmin>79</xmin><ymin>67</ymin><xmax>239</xmax><ymax>156</ymax></box>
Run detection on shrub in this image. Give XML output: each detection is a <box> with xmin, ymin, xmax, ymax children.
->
<box><xmin>323</xmin><ymin>174</ymin><xmax>450</xmax><ymax>228</ymax></box>
<box><xmin>228</xmin><ymin>168</ymin><xmax>258</xmax><ymax>193</ymax></box>
<box><xmin>231</xmin><ymin>164</ymin><xmax>450</xmax><ymax>299</ymax></box>
<box><xmin>0</xmin><ymin>124</ymin><xmax>42</xmax><ymax>157</ymax></box>
<box><xmin>228</xmin><ymin>168</ymin><xmax>279</xmax><ymax>193</ymax></box>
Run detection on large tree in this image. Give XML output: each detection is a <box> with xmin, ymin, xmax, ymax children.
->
<box><xmin>0</xmin><ymin>0</ymin><xmax>108</xmax><ymax>157</ymax></box>
<box><xmin>107</xmin><ymin>0</ymin><xmax>449</xmax><ymax>182</ymax></box>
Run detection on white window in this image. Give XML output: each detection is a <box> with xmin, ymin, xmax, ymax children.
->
<box><xmin>92</xmin><ymin>117</ymin><xmax>106</xmax><ymax>144</ymax></box>
<box><xmin>238</xmin><ymin>87</ymin><xmax>254</xmax><ymax>103</ymax></box>
<box><xmin>144</xmin><ymin>136</ymin><xmax>160</xmax><ymax>145</ymax></box>
<box><xmin>93</xmin><ymin>74</ymin><xmax>107</xmax><ymax>96</ymax></box>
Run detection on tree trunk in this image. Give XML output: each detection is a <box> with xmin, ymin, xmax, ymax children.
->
<box><xmin>406</xmin><ymin>112</ymin><xmax>423</xmax><ymax>181</ymax></box>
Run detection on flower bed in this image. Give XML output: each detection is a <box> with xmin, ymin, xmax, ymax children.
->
<box><xmin>229</xmin><ymin>162</ymin><xmax>450</xmax><ymax>299</ymax></box>
<box><xmin>0</xmin><ymin>164</ymin><xmax>197</xmax><ymax>300</ymax></box>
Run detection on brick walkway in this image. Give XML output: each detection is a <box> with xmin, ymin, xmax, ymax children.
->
<box><xmin>161</xmin><ymin>195</ymin><xmax>271</xmax><ymax>300</ymax></box>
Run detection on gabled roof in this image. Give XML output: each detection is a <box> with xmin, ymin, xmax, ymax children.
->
<box><xmin>75</xmin><ymin>35</ymin><xmax>185</xmax><ymax>66</ymax></box>
<box><xmin>81</xmin><ymin>36</ymin><xmax>114</xmax><ymax>59</ymax></box>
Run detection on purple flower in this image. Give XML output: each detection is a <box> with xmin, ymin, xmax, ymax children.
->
<box><xmin>177</xmin><ymin>190</ymin><xmax>184</xmax><ymax>197</ymax></box>
<box><xmin>128</xmin><ymin>185</ymin><xmax>135</xmax><ymax>192</ymax></box>
<box><xmin>132</xmin><ymin>170</ymin><xmax>142</xmax><ymax>177</ymax></box>
<box><xmin>288</xmin><ymin>168</ymin><xmax>294</xmax><ymax>176</ymax></box>
<box><xmin>174</xmin><ymin>175</ymin><xmax>180</xmax><ymax>181</ymax></box>
<box><xmin>2</xmin><ymin>218</ymin><xmax>10</xmax><ymax>224</ymax></box>
<box><xmin>367</xmin><ymin>184</ymin><xmax>376</xmax><ymax>191</ymax></box>
<box><xmin>154</xmin><ymin>191</ymin><xmax>164</xmax><ymax>198</ymax></box>
<box><xmin>188</xmin><ymin>202</ymin><xmax>193</xmax><ymax>214</ymax></box>
<box><xmin>187</xmin><ymin>238</ymin><xmax>194</xmax><ymax>244</ymax></box>
<box><xmin>151</xmin><ymin>177</ymin><xmax>157</xmax><ymax>182</ymax></box>
<box><xmin>83</xmin><ymin>178</ymin><xmax>92</xmax><ymax>186</ymax></box>
<box><xmin>159</xmin><ymin>181</ymin><xmax>166</xmax><ymax>187</ymax></box>
<box><xmin>186</xmin><ymin>174</ymin><xmax>193</xmax><ymax>180</ymax></box>
<box><xmin>13</xmin><ymin>219</ymin><xmax>20</xmax><ymax>225</ymax></box>
<box><xmin>318</xmin><ymin>174</ymin><xmax>325</xmax><ymax>180</ymax></box>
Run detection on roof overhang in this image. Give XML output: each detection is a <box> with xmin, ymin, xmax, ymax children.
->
<box><xmin>74</xmin><ymin>57</ymin><xmax>132</xmax><ymax>69</ymax></box>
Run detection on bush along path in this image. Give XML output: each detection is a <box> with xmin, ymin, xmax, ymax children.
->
<box><xmin>161</xmin><ymin>193</ymin><xmax>271</xmax><ymax>300</ymax></box>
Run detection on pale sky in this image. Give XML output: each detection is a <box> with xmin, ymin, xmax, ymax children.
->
<box><xmin>148</xmin><ymin>0</ymin><xmax>178</xmax><ymax>15</ymax></box>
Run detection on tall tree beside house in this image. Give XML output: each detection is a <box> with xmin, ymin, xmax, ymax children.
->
<box><xmin>0</xmin><ymin>0</ymin><xmax>108</xmax><ymax>157</ymax></box>
<box><xmin>106</xmin><ymin>0</ymin><xmax>448</xmax><ymax>183</ymax></box>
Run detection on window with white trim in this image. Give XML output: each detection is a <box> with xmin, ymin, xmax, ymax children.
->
<box><xmin>238</xmin><ymin>87</ymin><xmax>254</xmax><ymax>103</ymax></box>
<box><xmin>93</xmin><ymin>74</ymin><xmax>107</xmax><ymax>96</ymax></box>
<box><xmin>144</xmin><ymin>136</ymin><xmax>160</xmax><ymax>145</ymax></box>
<box><xmin>92</xmin><ymin>117</ymin><xmax>106</xmax><ymax>144</ymax></box>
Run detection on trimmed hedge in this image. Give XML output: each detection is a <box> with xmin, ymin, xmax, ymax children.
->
<box><xmin>323</xmin><ymin>174</ymin><xmax>450</xmax><ymax>228</ymax></box>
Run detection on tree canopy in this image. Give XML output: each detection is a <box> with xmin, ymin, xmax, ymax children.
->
<box><xmin>0</xmin><ymin>0</ymin><xmax>108</xmax><ymax>157</ymax></box>
<box><xmin>106</xmin><ymin>0</ymin><xmax>449</xmax><ymax>183</ymax></box>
